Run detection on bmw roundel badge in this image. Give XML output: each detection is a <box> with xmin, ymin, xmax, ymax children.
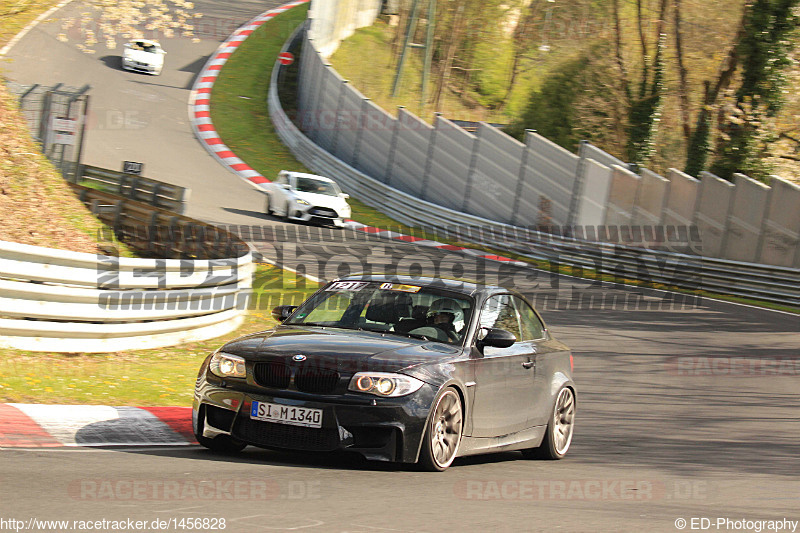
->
<box><xmin>292</xmin><ymin>354</ymin><xmax>307</xmax><ymax>362</ymax></box>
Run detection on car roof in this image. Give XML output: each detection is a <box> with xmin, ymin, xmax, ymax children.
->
<box><xmin>335</xmin><ymin>274</ymin><xmax>513</xmax><ymax>296</ymax></box>
<box><xmin>284</xmin><ymin>171</ymin><xmax>336</xmax><ymax>183</ymax></box>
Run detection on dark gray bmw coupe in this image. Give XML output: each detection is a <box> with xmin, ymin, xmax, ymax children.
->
<box><xmin>192</xmin><ymin>275</ymin><xmax>576</xmax><ymax>471</ymax></box>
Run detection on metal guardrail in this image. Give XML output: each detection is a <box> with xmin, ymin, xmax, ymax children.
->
<box><xmin>71</xmin><ymin>184</ymin><xmax>242</xmax><ymax>259</ymax></box>
<box><xmin>0</xmin><ymin>187</ymin><xmax>254</xmax><ymax>352</ymax></box>
<box><xmin>268</xmin><ymin>28</ymin><xmax>799</xmax><ymax>309</ymax></box>
<box><xmin>79</xmin><ymin>165</ymin><xmax>191</xmax><ymax>214</ymax></box>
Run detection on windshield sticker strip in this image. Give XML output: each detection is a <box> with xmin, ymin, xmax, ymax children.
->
<box><xmin>379</xmin><ymin>283</ymin><xmax>422</xmax><ymax>293</ymax></box>
<box><xmin>326</xmin><ymin>281</ymin><xmax>369</xmax><ymax>292</ymax></box>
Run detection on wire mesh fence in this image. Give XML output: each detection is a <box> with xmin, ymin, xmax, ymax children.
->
<box><xmin>6</xmin><ymin>80</ymin><xmax>90</xmax><ymax>182</ymax></box>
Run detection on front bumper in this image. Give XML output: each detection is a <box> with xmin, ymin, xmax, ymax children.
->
<box><xmin>286</xmin><ymin>204</ymin><xmax>349</xmax><ymax>226</ymax></box>
<box><xmin>122</xmin><ymin>57</ymin><xmax>160</xmax><ymax>74</ymax></box>
<box><xmin>193</xmin><ymin>377</ymin><xmax>436</xmax><ymax>463</ymax></box>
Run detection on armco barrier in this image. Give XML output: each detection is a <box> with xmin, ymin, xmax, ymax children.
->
<box><xmin>0</xmin><ymin>188</ymin><xmax>254</xmax><ymax>352</ymax></box>
<box><xmin>269</xmin><ymin>28</ymin><xmax>800</xmax><ymax>309</ymax></box>
<box><xmin>79</xmin><ymin>165</ymin><xmax>191</xmax><ymax>214</ymax></box>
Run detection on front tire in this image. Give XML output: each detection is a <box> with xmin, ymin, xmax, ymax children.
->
<box><xmin>194</xmin><ymin>407</ymin><xmax>247</xmax><ymax>453</ymax></box>
<box><xmin>418</xmin><ymin>388</ymin><xmax>463</xmax><ymax>471</ymax></box>
<box><xmin>196</xmin><ymin>434</ymin><xmax>247</xmax><ymax>453</ymax></box>
<box><xmin>522</xmin><ymin>386</ymin><xmax>575</xmax><ymax>460</ymax></box>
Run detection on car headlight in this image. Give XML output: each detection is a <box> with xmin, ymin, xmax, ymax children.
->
<box><xmin>209</xmin><ymin>352</ymin><xmax>246</xmax><ymax>378</ymax></box>
<box><xmin>348</xmin><ymin>372</ymin><xmax>424</xmax><ymax>397</ymax></box>
<box><xmin>295</xmin><ymin>199</ymin><xmax>310</xmax><ymax>205</ymax></box>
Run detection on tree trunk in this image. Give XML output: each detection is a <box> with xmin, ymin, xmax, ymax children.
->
<box><xmin>499</xmin><ymin>0</ymin><xmax>544</xmax><ymax>110</ymax></box>
<box><xmin>612</xmin><ymin>0</ymin><xmax>630</xmax><ymax>102</ymax></box>
<box><xmin>684</xmin><ymin>4</ymin><xmax>749</xmax><ymax>176</ymax></box>
<box><xmin>431</xmin><ymin>3</ymin><xmax>465</xmax><ymax>110</ymax></box>
<box><xmin>673</xmin><ymin>0</ymin><xmax>691</xmax><ymax>141</ymax></box>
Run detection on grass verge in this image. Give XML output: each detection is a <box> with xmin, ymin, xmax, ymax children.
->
<box><xmin>0</xmin><ymin>264</ymin><xmax>323</xmax><ymax>405</ymax></box>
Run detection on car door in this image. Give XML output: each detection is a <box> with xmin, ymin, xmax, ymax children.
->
<box><xmin>513</xmin><ymin>296</ymin><xmax>556</xmax><ymax>427</ymax></box>
<box><xmin>468</xmin><ymin>294</ymin><xmax>538</xmax><ymax>437</ymax></box>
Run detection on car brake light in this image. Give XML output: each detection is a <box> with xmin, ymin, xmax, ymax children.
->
<box><xmin>570</xmin><ymin>353</ymin><xmax>573</xmax><ymax>372</ymax></box>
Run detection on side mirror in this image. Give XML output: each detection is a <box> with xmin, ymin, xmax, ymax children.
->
<box><xmin>271</xmin><ymin>305</ymin><xmax>297</xmax><ymax>322</ymax></box>
<box><xmin>340</xmin><ymin>193</ymin><xmax>349</xmax><ymax>199</ymax></box>
<box><xmin>280</xmin><ymin>184</ymin><xmax>291</xmax><ymax>190</ymax></box>
<box><xmin>478</xmin><ymin>328</ymin><xmax>516</xmax><ymax>348</ymax></box>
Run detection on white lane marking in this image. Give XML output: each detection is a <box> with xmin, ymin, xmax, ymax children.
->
<box><xmin>0</xmin><ymin>0</ymin><xmax>76</xmax><ymax>56</ymax></box>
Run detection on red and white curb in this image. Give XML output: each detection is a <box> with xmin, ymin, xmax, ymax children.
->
<box><xmin>345</xmin><ymin>221</ymin><xmax>530</xmax><ymax>267</ymax></box>
<box><xmin>0</xmin><ymin>404</ymin><xmax>194</xmax><ymax>448</ymax></box>
<box><xmin>188</xmin><ymin>0</ymin><xmax>309</xmax><ymax>189</ymax></box>
<box><xmin>187</xmin><ymin>0</ymin><xmax>528</xmax><ymax>269</ymax></box>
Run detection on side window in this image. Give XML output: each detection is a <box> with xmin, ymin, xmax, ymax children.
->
<box><xmin>479</xmin><ymin>295</ymin><xmax>521</xmax><ymax>341</ymax></box>
<box><xmin>276</xmin><ymin>173</ymin><xmax>288</xmax><ymax>185</ymax></box>
<box><xmin>514</xmin><ymin>297</ymin><xmax>545</xmax><ymax>340</ymax></box>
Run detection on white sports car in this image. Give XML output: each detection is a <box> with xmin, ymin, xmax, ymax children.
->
<box><xmin>264</xmin><ymin>171</ymin><xmax>352</xmax><ymax>227</ymax></box>
<box><xmin>121</xmin><ymin>39</ymin><xmax>166</xmax><ymax>75</ymax></box>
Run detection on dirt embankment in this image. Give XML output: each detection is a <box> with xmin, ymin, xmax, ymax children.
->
<box><xmin>0</xmin><ymin>82</ymin><xmax>111</xmax><ymax>254</ymax></box>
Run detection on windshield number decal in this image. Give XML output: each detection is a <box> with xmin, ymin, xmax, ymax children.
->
<box><xmin>326</xmin><ymin>281</ymin><xmax>369</xmax><ymax>292</ymax></box>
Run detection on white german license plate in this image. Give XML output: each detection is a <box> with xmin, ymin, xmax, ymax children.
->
<box><xmin>250</xmin><ymin>401</ymin><xmax>323</xmax><ymax>429</ymax></box>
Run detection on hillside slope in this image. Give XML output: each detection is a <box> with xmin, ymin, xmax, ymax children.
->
<box><xmin>0</xmin><ymin>82</ymin><xmax>112</xmax><ymax>253</ymax></box>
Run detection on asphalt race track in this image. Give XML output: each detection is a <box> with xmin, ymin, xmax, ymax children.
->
<box><xmin>2</xmin><ymin>2</ymin><xmax>800</xmax><ymax>532</ymax></box>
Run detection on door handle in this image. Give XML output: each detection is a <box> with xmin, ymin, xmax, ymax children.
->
<box><xmin>522</xmin><ymin>360</ymin><xmax>534</xmax><ymax>369</ymax></box>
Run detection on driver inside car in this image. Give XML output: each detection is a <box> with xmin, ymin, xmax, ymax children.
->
<box><xmin>408</xmin><ymin>298</ymin><xmax>463</xmax><ymax>343</ymax></box>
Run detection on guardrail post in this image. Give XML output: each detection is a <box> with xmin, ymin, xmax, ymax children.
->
<box><xmin>511</xmin><ymin>129</ymin><xmax>535</xmax><ymax>226</ymax></box>
<box><xmin>112</xmin><ymin>199</ymin><xmax>126</xmax><ymax>233</ymax></box>
<box><xmin>460</xmin><ymin>128</ymin><xmax>481</xmax><ymax>213</ymax></box>
<box><xmin>330</xmin><ymin>80</ymin><xmax>348</xmax><ymax>159</ymax></box>
<box><xmin>351</xmin><ymin>98</ymin><xmax>369</xmax><ymax>170</ymax></box>
<box><xmin>567</xmin><ymin>140</ymin><xmax>590</xmax><ymax>228</ymax></box>
<box><xmin>151</xmin><ymin>182</ymin><xmax>163</xmax><ymax>208</ymax></box>
<box><xmin>384</xmin><ymin>106</ymin><xmax>404</xmax><ymax>186</ymax></box>
<box><xmin>311</xmin><ymin>60</ymin><xmax>330</xmax><ymax>143</ymax></box>
<box><xmin>419</xmin><ymin>112</ymin><xmax>441</xmax><ymax>201</ymax></box>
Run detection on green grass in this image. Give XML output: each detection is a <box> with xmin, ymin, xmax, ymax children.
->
<box><xmin>0</xmin><ymin>264</ymin><xmax>323</xmax><ymax>405</ymax></box>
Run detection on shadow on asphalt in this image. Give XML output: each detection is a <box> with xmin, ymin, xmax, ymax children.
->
<box><xmin>180</xmin><ymin>55</ymin><xmax>213</xmax><ymax>89</ymax></box>
<box><xmin>222</xmin><ymin>207</ymin><xmax>271</xmax><ymax>220</ymax></box>
<box><xmin>112</xmin><ymin>446</ymin><xmax>528</xmax><ymax>473</ymax></box>
<box><xmin>98</xmin><ymin>55</ymin><xmax>121</xmax><ymax>71</ymax></box>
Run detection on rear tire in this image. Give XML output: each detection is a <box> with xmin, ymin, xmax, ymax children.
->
<box><xmin>418</xmin><ymin>388</ymin><xmax>463</xmax><ymax>471</ymax></box>
<box><xmin>265</xmin><ymin>195</ymin><xmax>273</xmax><ymax>216</ymax></box>
<box><xmin>522</xmin><ymin>386</ymin><xmax>575</xmax><ymax>460</ymax></box>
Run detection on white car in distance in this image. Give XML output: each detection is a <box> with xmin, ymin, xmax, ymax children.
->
<box><xmin>264</xmin><ymin>171</ymin><xmax>352</xmax><ymax>227</ymax></box>
<box><xmin>121</xmin><ymin>39</ymin><xmax>166</xmax><ymax>75</ymax></box>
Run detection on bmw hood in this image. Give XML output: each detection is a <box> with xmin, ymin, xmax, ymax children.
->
<box><xmin>220</xmin><ymin>325</ymin><xmax>460</xmax><ymax>374</ymax></box>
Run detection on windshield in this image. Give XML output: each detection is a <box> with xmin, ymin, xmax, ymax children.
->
<box><xmin>131</xmin><ymin>42</ymin><xmax>159</xmax><ymax>53</ymax></box>
<box><xmin>285</xmin><ymin>281</ymin><xmax>473</xmax><ymax>345</ymax></box>
<box><xmin>295</xmin><ymin>177</ymin><xmax>340</xmax><ymax>196</ymax></box>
